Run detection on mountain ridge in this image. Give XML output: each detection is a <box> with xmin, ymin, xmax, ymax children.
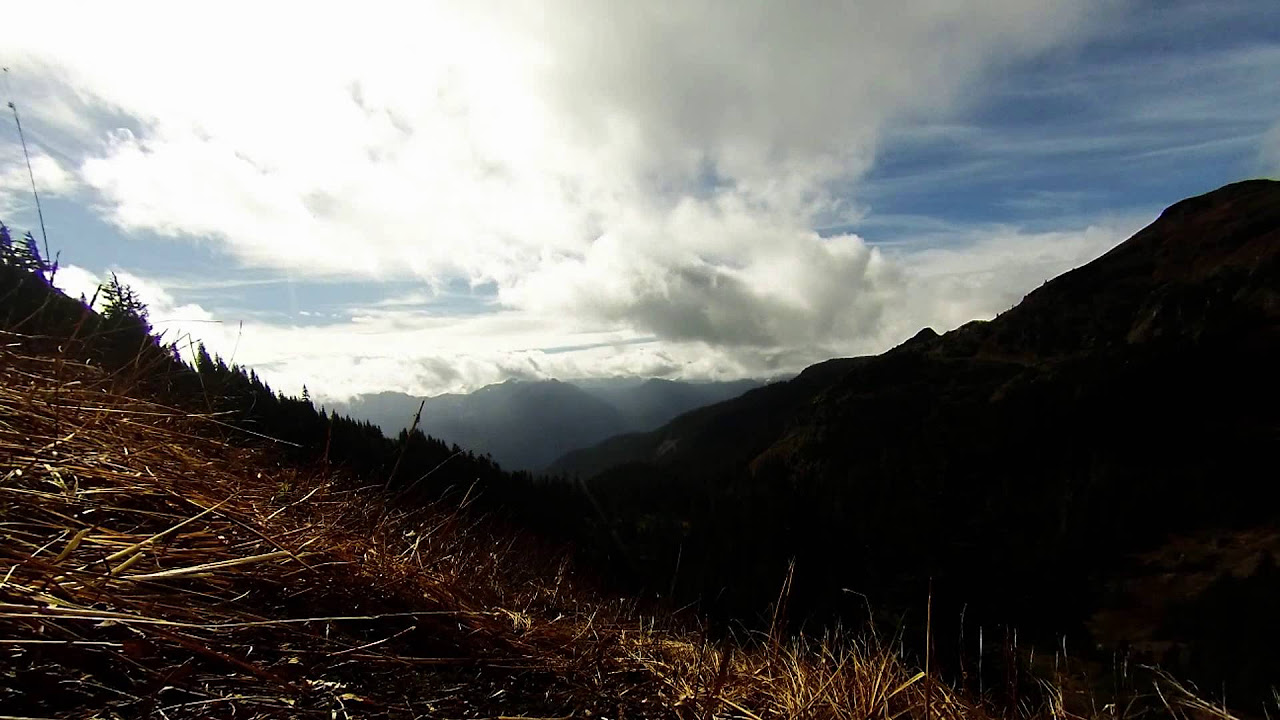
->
<box><xmin>334</xmin><ymin>376</ymin><xmax>763</xmax><ymax>471</ymax></box>
<box><xmin>554</xmin><ymin>178</ymin><xmax>1280</xmax><ymax>478</ymax></box>
<box><xmin>548</xmin><ymin>179</ymin><xmax>1280</xmax><ymax>707</ymax></box>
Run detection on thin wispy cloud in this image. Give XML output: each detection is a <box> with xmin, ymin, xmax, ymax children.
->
<box><xmin>1262</xmin><ymin>122</ymin><xmax>1280</xmax><ymax>176</ymax></box>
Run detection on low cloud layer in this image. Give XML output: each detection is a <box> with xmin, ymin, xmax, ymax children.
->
<box><xmin>53</xmin><ymin>211</ymin><xmax>1137</xmax><ymax>401</ymax></box>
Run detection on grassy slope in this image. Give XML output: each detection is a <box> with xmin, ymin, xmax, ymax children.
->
<box><xmin>0</xmin><ymin>331</ymin><xmax>1232</xmax><ymax>718</ymax></box>
<box><xmin>0</xmin><ymin>332</ymin><xmax>967</xmax><ymax>719</ymax></box>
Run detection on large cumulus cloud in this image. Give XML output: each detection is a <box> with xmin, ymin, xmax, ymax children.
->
<box><xmin>6</xmin><ymin>2</ymin><xmax>1107</xmax><ymax>351</ymax></box>
<box><xmin>3</xmin><ymin>2</ymin><xmax>1170</xmax><ymax>400</ymax></box>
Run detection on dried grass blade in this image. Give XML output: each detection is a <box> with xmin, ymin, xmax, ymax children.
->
<box><xmin>49</xmin><ymin>526</ymin><xmax>93</xmax><ymax>563</ymax></box>
<box><xmin>100</xmin><ymin>494</ymin><xmax>234</xmax><ymax>564</ymax></box>
<box><xmin>121</xmin><ymin>549</ymin><xmax>296</xmax><ymax>580</ymax></box>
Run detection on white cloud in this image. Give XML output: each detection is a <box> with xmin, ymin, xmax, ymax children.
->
<box><xmin>503</xmin><ymin>203</ymin><xmax>900</xmax><ymax>348</ymax></box>
<box><xmin>0</xmin><ymin>143</ymin><xmax>78</xmax><ymax>217</ymax></box>
<box><xmin>890</xmin><ymin>219</ymin><xmax>1141</xmax><ymax>335</ymax></box>
<box><xmin>6</xmin><ymin>1</ymin><xmax>1107</xmax><ymax>355</ymax></box>
<box><xmin>1262</xmin><ymin>122</ymin><xmax>1280</xmax><ymax>177</ymax></box>
<box><xmin>12</xmin><ymin>2</ymin><xmax>1182</xmax><ymax>404</ymax></box>
<box><xmin>50</xmin><ymin>207</ymin><xmax>1138</xmax><ymax>403</ymax></box>
<box><xmin>0</xmin><ymin>151</ymin><xmax>77</xmax><ymax>195</ymax></box>
<box><xmin>50</xmin><ymin>264</ymin><xmax>102</xmax><ymax>304</ymax></box>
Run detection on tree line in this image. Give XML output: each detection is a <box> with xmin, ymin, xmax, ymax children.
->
<box><xmin>0</xmin><ymin>222</ymin><xmax>595</xmax><ymax>526</ymax></box>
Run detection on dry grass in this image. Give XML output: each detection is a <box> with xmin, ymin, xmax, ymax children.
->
<box><xmin>0</xmin><ymin>332</ymin><xmax>1243</xmax><ymax>719</ymax></box>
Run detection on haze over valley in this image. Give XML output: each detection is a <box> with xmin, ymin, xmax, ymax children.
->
<box><xmin>333</xmin><ymin>377</ymin><xmax>762</xmax><ymax>471</ymax></box>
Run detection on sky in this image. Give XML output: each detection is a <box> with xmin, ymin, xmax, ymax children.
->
<box><xmin>2</xmin><ymin>1</ymin><xmax>1278</xmax><ymax>401</ymax></box>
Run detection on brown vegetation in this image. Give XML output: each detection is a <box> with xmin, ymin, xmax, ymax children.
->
<box><xmin>0</xmin><ymin>335</ymin><xmax>1243</xmax><ymax>720</ymax></box>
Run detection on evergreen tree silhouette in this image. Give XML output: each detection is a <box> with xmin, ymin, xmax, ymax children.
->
<box><xmin>100</xmin><ymin>272</ymin><xmax>151</xmax><ymax>334</ymax></box>
<box><xmin>195</xmin><ymin>342</ymin><xmax>216</xmax><ymax>375</ymax></box>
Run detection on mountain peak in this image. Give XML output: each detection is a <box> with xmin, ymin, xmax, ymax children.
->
<box><xmin>971</xmin><ymin>179</ymin><xmax>1280</xmax><ymax>358</ymax></box>
<box><xmin>898</xmin><ymin>326</ymin><xmax>940</xmax><ymax>350</ymax></box>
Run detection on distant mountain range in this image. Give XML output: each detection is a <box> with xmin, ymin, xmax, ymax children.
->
<box><xmin>549</xmin><ymin>180</ymin><xmax>1280</xmax><ymax>706</ymax></box>
<box><xmin>332</xmin><ymin>377</ymin><xmax>761</xmax><ymax>472</ymax></box>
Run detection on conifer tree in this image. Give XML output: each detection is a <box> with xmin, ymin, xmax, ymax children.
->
<box><xmin>100</xmin><ymin>272</ymin><xmax>151</xmax><ymax>335</ymax></box>
<box><xmin>195</xmin><ymin>343</ymin><xmax>216</xmax><ymax>375</ymax></box>
<box><xmin>24</xmin><ymin>231</ymin><xmax>55</xmax><ymax>281</ymax></box>
<box><xmin>0</xmin><ymin>228</ymin><xmax>53</xmax><ymax>281</ymax></box>
<box><xmin>8</xmin><ymin>231</ymin><xmax>34</xmax><ymax>272</ymax></box>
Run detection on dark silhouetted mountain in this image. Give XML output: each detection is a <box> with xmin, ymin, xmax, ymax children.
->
<box><xmin>557</xmin><ymin>179</ymin><xmax>1280</xmax><ymax>482</ymax></box>
<box><xmin>552</xmin><ymin>180</ymin><xmax>1280</xmax><ymax>708</ymax></box>
<box><xmin>547</xmin><ymin>360</ymin><xmax>860</xmax><ymax>480</ymax></box>
<box><xmin>334</xmin><ymin>377</ymin><xmax>761</xmax><ymax>472</ymax></box>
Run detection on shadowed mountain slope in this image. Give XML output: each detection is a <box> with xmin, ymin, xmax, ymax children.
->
<box><xmin>550</xmin><ymin>180</ymin><xmax>1280</xmax><ymax>711</ymax></box>
<box><xmin>555</xmin><ymin>179</ymin><xmax>1280</xmax><ymax>479</ymax></box>
<box><xmin>548</xmin><ymin>358</ymin><xmax>862</xmax><ymax>480</ymax></box>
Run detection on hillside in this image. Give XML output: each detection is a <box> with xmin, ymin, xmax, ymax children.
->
<box><xmin>556</xmin><ymin>179</ymin><xmax>1280</xmax><ymax>477</ymax></box>
<box><xmin>549</xmin><ymin>359</ymin><xmax>861</xmax><ymax>480</ymax></box>
<box><xmin>334</xmin><ymin>377</ymin><xmax>761</xmax><ymax>472</ymax></box>
<box><xmin>0</xmin><ymin>244</ymin><xmax>1218</xmax><ymax>719</ymax></box>
<box><xmin>550</xmin><ymin>180</ymin><xmax>1280</xmax><ymax>710</ymax></box>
